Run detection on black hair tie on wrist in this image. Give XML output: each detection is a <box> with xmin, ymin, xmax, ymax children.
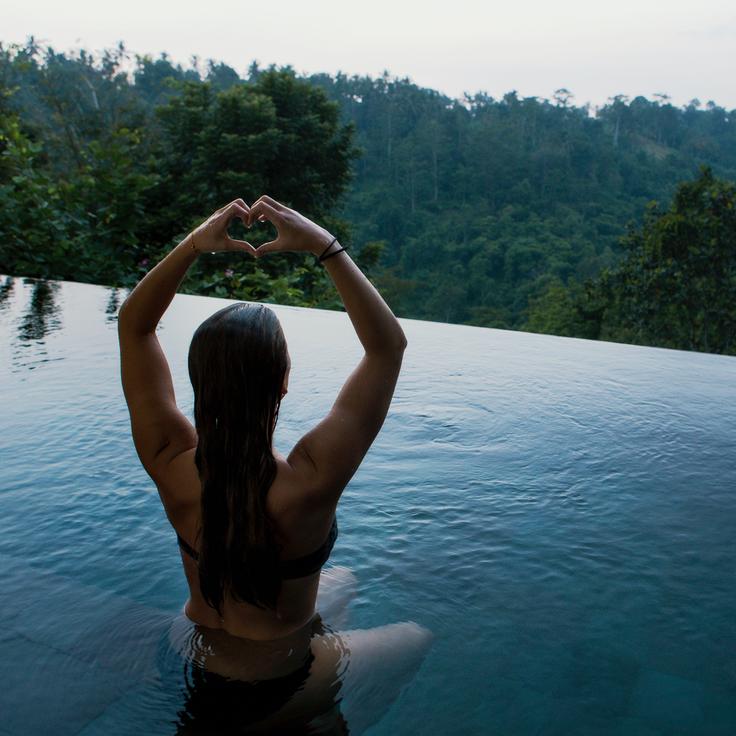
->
<box><xmin>320</xmin><ymin>246</ymin><xmax>346</xmax><ymax>262</ymax></box>
<box><xmin>318</xmin><ymin>237</ymin><xmax>337</xmax><ymax>260</ymax></box>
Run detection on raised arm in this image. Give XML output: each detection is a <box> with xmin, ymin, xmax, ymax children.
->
<box><xmin>118</xmin><ymin>200</ymin><xmax>254</xmax><ymax>490</ymax></box>
<box><xmin>248</xmin><ymin>196</ymin><xmax>407</xmax><ymax>511</ymax></box>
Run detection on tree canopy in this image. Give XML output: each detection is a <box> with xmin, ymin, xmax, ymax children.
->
<box><xmin>528</xmin><ymin>167</ymin><xmax>736</xmax><ymax>354</ymax></box>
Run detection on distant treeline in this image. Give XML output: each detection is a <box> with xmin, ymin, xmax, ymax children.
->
<box><xmin>1</xmin><ymin>38</ymin><xmax>734</xmax><ymax>354</ymax></box>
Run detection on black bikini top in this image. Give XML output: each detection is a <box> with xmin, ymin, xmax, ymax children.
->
<box><xmin>176</xmin><ymin>517</ymin><xmax>338</xmax><ymax>580</ymax></box>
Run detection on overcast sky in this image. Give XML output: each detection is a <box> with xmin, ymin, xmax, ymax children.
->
<box><xmin>5</xmin><ymin>0</ymin><xmax>736</xmax><ymax>109</ymax></box>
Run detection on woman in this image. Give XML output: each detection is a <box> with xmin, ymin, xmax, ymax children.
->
<box><xmin>118</xmin><ymin>196</ymin><xmax>431</xmax><ymax>733</ymax></box>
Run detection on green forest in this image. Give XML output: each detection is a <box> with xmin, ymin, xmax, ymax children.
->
<box><xmin>1</xmin><ymin>38</ymin><xmax>735</xmax><ymax>354</ymax></box>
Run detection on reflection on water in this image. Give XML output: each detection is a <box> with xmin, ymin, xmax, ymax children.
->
<box><xmin>105</xmin><ymin>287</ymin><xmax>125</xmax><ymax>324</ymax></box>
<box><xmin>17</xmin><ymin>278</ymin><xmax>62</xmax><ymax>343</ymax></box>
<box><xmin>1</xmin><ymin>276</ymin><xmax>64</xmax><ymax>373</ymax></box>
<box><xmin>0</xmin><ymin>275</ymin><xmax>14</xmax><ymax>310</ymax></box>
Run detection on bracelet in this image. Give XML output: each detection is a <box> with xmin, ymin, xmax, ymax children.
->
<box><xmin>318</xmin><ymin>237</ymin><xmax>338</xmax><ymax>260</ymax></box>
<box><xmin>189</xmin><ymin>232</ymin><xmax>200</xmax><ymax>253</ymax></box>
<box><xmin>320</xmin><ymin>246</ymin><xmax>346</xmax><ymax>262</ymax></box>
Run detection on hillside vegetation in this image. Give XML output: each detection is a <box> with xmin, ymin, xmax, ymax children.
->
<box><xmin>1</xmin><ymin>38</ymin><xmax>734</xmax><ymax>353</ymax></box>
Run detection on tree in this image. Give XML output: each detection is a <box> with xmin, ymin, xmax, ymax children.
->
<box><xmin>529</xmin><ymin>167</ymin><xmax>736</xmax><ymax>354</ymax></box>
<box><xmin>600</xmin><ymin>166</ymin><xmax>736</xmax><ymax>353</ymax></box>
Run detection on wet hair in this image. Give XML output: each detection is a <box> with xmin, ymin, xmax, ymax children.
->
<box><xmin>187</xmin><ymin>302</ymin><xmax>289</xmax><ymax>614</ymax></box>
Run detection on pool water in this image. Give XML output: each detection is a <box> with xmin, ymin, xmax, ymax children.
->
<box><xmin>1</xmin><ymin>274</ymin><xmax>735</xmax><ymax>735</ymax></box>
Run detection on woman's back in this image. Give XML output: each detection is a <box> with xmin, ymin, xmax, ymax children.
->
<box><xmin>164</xmin><ymin>348</ymin><xmax>407</xmax><ymax>641</ymax></box>
<box><xmin>165</xmin><ymin>446</ymin><xmax>341</xmax><ymax>641</ymax></box>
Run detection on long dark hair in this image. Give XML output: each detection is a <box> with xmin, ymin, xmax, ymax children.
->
<box><xmin>187</xmin><ymin>302</ymin><xmax>289</xmax><ymax>614</ymax></box>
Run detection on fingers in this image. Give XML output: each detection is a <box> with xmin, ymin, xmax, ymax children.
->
<box><xmin>216</xmin><ymin>198</ymin><xmax>249</xmax><ymax>216</ymax></box>
<box><xmin>253</xmin><ymin>194</ymin><xmax>285</xmax><ymax>211</ymax></box>
<box><xmin>254</xmin><ymin>239</ymin><xmax>282</xmax><ymax>258</ymax></box>
<box><xmin>219</xmin><ymin>201</ymin><xmax>250</xmax><ymax>226</ymax></box>
<box><xmin>225</xmin><ymin>237</ymin><xmax>257</xmax><ymax>255</ymax></box>
<box><xmin>248</xmin><ymin>200</ymin><xmax>282</xmax><ymax>228</ymax></box>
<box><xmin>216</xmin><ymin>202</ymin><xmax>256</xmax><ymax>255</ymax></box>
<box><xmin>216</xmin><ymin>196</ymin><xmax>282</xmax><ymax>220</ymax></box>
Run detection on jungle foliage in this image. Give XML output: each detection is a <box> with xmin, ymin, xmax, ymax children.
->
<box><xmin>1</xmin><ymin>38</ymin><xmax>734</xmax><ymax>353</ymax></box>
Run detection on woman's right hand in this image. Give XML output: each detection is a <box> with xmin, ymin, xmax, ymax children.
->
<box><xmin>247</xmin><ymin>195</ymin><xmax>335</xmax><ymax>258</ymax></box>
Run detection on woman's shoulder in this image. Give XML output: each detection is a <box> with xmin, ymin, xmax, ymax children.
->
<box><xmin>269</xmin><ymin>451</ymin><xmax>337</xmax><ymax>547</ymax></box>
<box><xmin>155</xmin><ymin>446</ymin><xmax>201</xmax><ymax>520</ymax></box>
<box><xmin>268</xmin><ymin>450</ymin><xmax>316</xmax><ymax>517</ymax></box>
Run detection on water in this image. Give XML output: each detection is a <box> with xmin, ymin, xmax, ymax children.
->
<box><xmin>1</xmin><ymin>274</ymin><xmax>735</xmax><ymax>735</ymax></box>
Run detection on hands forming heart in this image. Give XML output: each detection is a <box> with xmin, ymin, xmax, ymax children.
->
<box><xmin>187</xmin><ymin>195</ymin><xmax>336</xmax><ymax>259</ymax></box>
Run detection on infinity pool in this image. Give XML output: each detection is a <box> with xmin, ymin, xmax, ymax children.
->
<box><xmin>1</xmin><ymin>274</ymin><xmax>735</xmax><ymax>735</ymax></box>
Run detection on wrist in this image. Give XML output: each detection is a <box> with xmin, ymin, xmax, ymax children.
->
<box><xmin>185</xmin><ymin>232</ymin><xmax>202</xmax><ymax>255</ymax></box>
<box><xmin>315</xmin><ymin>236</ymin><xmax>340</xmax><ymax>261</ymax></box>
<box><xmin>310</xmin><ymin>229</ymin><xmax>336</xmax><ymax>256</ymax></box>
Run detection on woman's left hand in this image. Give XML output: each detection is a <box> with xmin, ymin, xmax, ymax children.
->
<box><xmin>187</xmin><ymin>199</ymin><xmax>257</xmax><ymax>255</ymax></box>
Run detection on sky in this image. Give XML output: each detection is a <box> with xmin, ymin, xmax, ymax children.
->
<box><xmin>4</xmin><ymin>0</ymin><xmax>736</xmax><ymax>110</ymax></box>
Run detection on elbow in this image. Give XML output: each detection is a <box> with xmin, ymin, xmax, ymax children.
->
<box><xmin>117</xmin><ymin>299</ymin><xmax>131</xmax><ymax>330</ymax></box>
<box><xmin>117</xmin><ymin>300</ymin><xmax>127</xmax><ymax>326</ymax></box>
<box><xmin>116</xmin><ymin>299</ymin><xmax>146</xmax><ymax>337</ymax></box>
<box><xmin>391</xmin><ymin>321</ymin><xmax>408</xmax><ymax>351</ymax></box>
<box><xmin>369</xmin><ymin>332</ymin><xmax>407</xmax><ymax>357</ymax></box>
<box><xmin>388</xmin><ymin>333</ymin><xmax>408</xmax><ymax>354</ymax></box>
<box><xmin>396</xmin><ymin>322</ymin><xmax>408</xmax><ymax>350</ymax></box>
